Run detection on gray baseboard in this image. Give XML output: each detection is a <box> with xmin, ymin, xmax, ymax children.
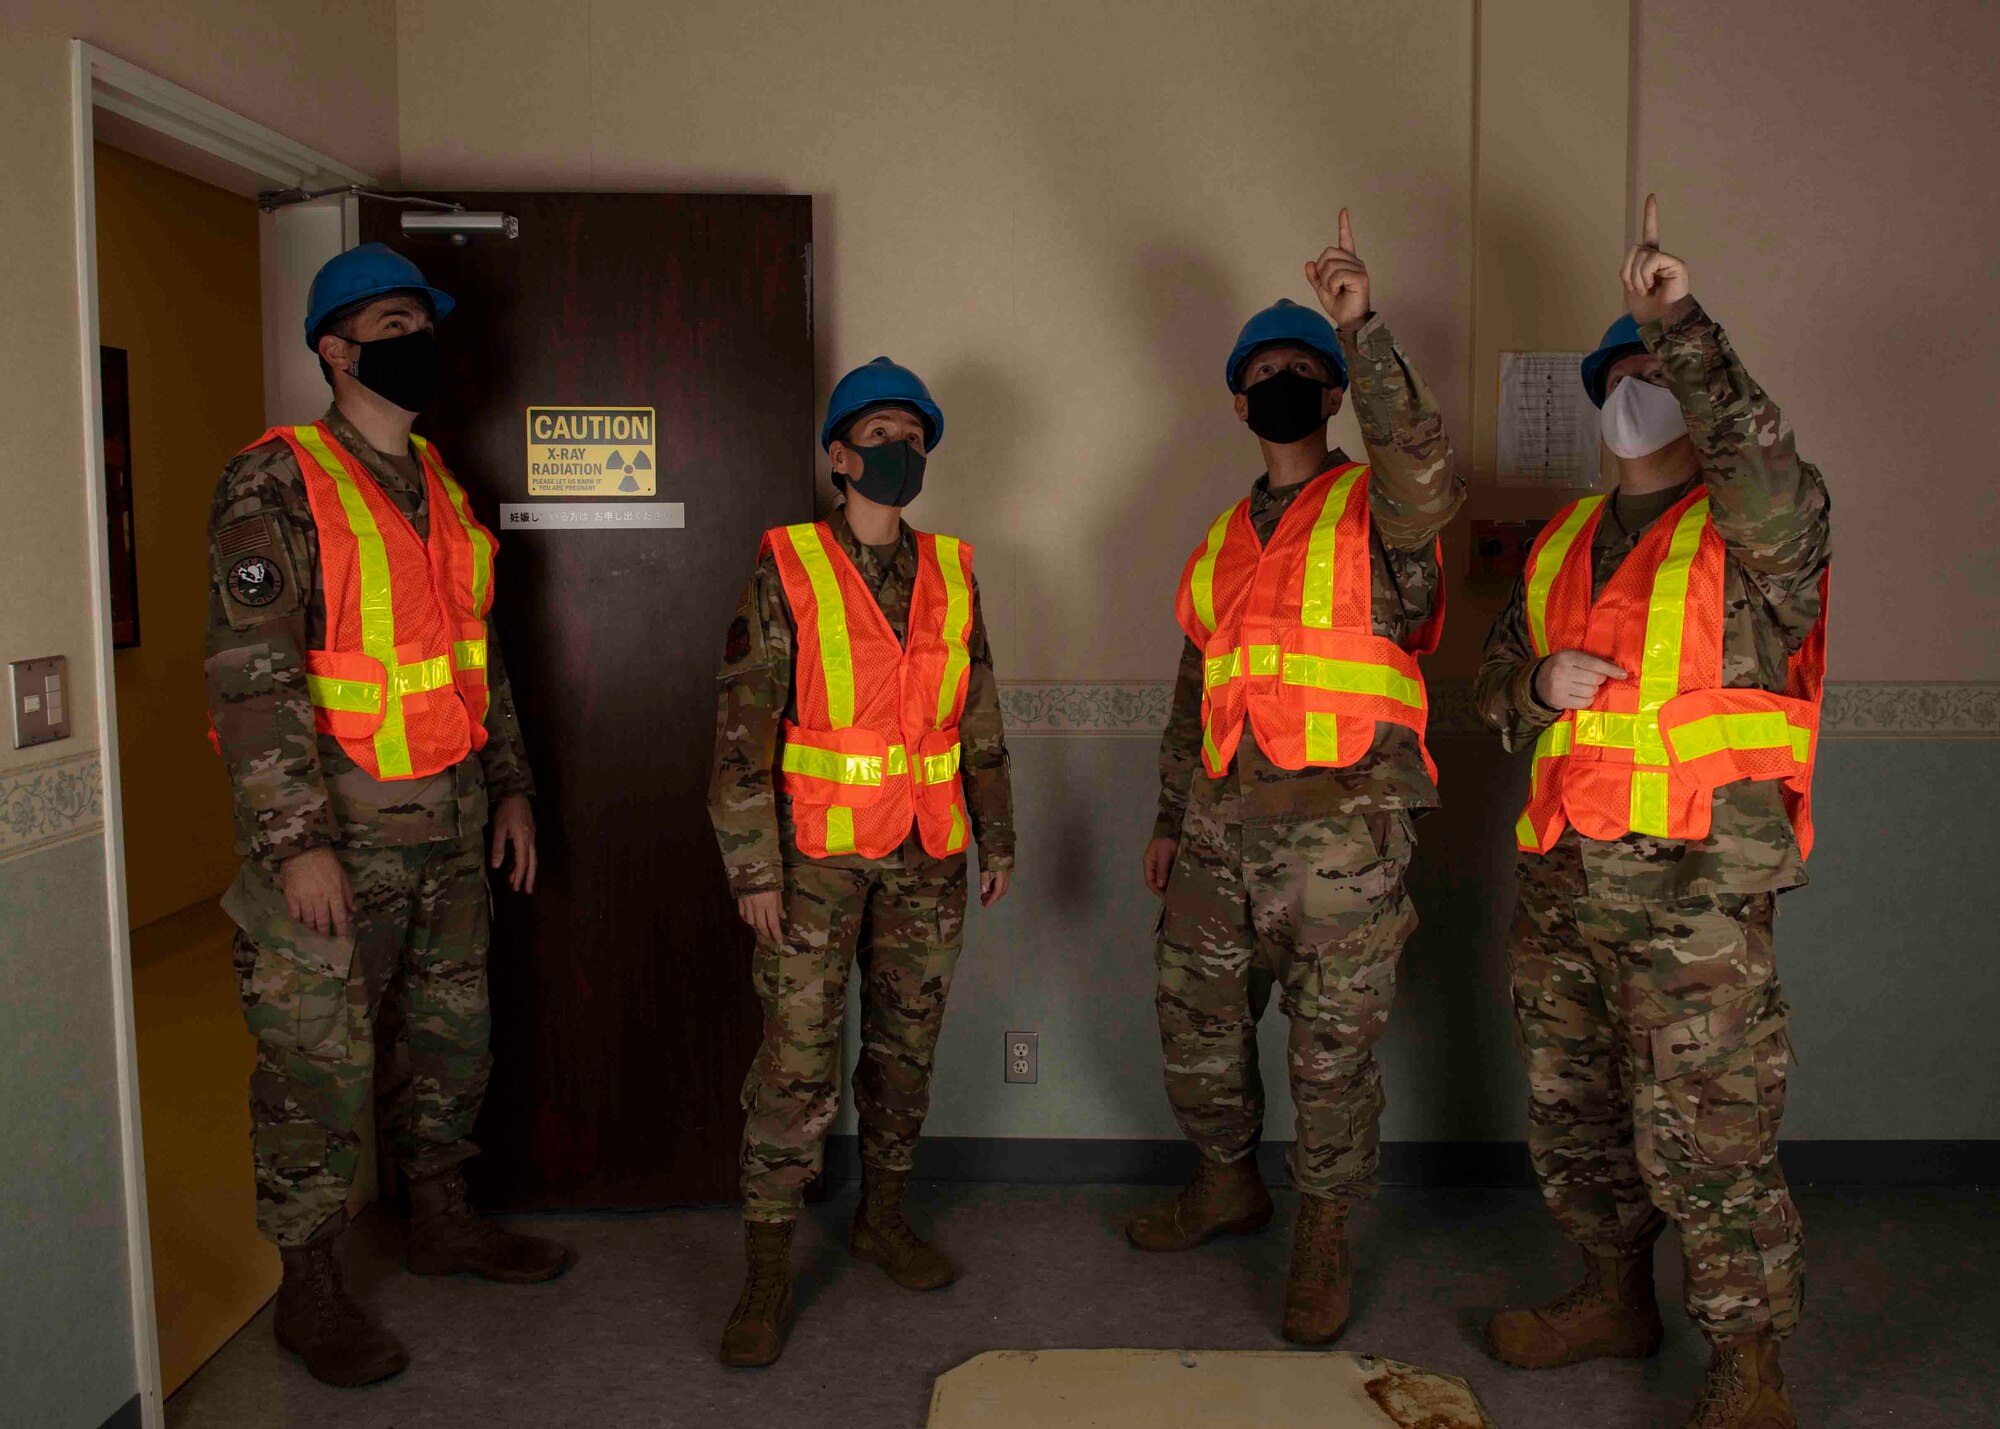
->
<box><xmin>97</xmin><ymin>1396</ymin><xmax>141</xmax><ymax>1429</ymax></box>
<box><xmin>823</xmin><ymin>1136</ymin><xmax>2000</xmax><ymax>1188</ymax></box>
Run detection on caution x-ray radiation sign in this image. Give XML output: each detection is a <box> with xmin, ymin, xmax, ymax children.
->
<box><xmin>525</xmin><ymin>405</ymin><xmax>657</xmax><ymax>496</ymax></box>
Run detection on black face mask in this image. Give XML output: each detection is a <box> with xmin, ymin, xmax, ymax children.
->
<box><xmin>1243</xmin><ymin>369</ymin><xmax>1332</xmax><ymax>445</ymax></box>
<box><xmin>349</xmin><ymin>328</ymin><xmax>439</xmax><ymax>415</ymax></box>
<box><xmin>841</xmin><ymin>439</ymin><xmax>927</xmax><ymax>508</ymax></box>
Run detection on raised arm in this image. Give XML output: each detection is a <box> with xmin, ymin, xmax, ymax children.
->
<box><xmin>1305</xmin><ymin>209</ymin><xmax>1466</xmax><ymax>550</ymax></box>
<box><xmin>1625</xmin><ymin>194</ymin><xmax>1830</xmax><ymax>613</ymax></box>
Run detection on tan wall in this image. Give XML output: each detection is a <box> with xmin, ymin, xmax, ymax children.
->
<box><xmin>0</xmin><ymin>0</ymin><xmax>397</xmax><ymax>779</ymax></box>
<box><xmin>96</xmin><ymin>142</ymin><xmax>261</xmax><ymax>927</ymax></box>
<box><xmin>395</xmin><ymin>0</ymin><xmax>1477</xmax><ymax>682</ymax></box>
<box><xmin>1634</xmin><ymin>0</ymin><xmax>2000</xmax><ymax>680</ymax></box>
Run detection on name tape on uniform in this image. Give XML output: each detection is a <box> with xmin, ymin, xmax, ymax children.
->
<box><xmin>525</xmin><ymin>405</ymin><xmax>657</xmax><ymax>496</ymax></box>
<box><xmin>499</xmin><ymin>503</ymin><xmax>686</xmax><ymax>530</ymax></box>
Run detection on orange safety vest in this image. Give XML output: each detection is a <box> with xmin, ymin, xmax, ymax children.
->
<box><xmin>1514</xmin><ymin>486</ymin><xmax>1828</xmax><ymax>856</ymax></box>
<box><xmin>765</xmin><ymin>522</ymin><xmax>976</xmax><ymax>861</ymax></box>
<box><xmin>1175</xmin><ymin>461</ymin><xmax>1444</xmax><ymax>783</ymax></box>
<box><xmin>245</xmin><ymin>422</ymin><xmax>497</xmax><ymax>782</ymax></box>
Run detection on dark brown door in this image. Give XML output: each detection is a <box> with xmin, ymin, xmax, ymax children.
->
<box><xmin>363</xmin><ymin>193</ymin><xmax>814</xmax><ymax>1209</ymax></box>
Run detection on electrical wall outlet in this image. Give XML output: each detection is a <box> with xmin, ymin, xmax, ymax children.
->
<box><xmin>1004</xmin><ymin>1030</ymin><xmax>1038</xmax><ymax>1085</ymax></box>
<box><xmin>1468</xmin><ymin>520</ymin><xmax>1543</xmax><ymax>582</ymax></box>
<box><xmin>10</xmin><ymin>656</ymin><xmax>70</xmax><ymax>750</ymax></box>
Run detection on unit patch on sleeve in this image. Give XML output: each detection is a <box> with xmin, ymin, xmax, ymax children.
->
<box><xmin>214</xmin><ymin>511</ymin><xmax>303</xmax><ymax>627</ymax></box>
<box><xmin>228</xmin><ymin>554</ymin><xmax>286</xmax><ymax>607</ymax></box>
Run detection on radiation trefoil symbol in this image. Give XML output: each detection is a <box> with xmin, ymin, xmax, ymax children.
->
<box><xmin>602</xmin><ymin>448</ymin><xmax>653</xmax><ymax>492</ymax></box>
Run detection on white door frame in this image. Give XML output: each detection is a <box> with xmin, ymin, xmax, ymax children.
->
<box><xmin>66</xmin><ymin>40</ymin><xmax>375</xmax><ymax>1428</ymax></box>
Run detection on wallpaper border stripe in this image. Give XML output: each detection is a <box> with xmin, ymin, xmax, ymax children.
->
<box><xmin>1000</xmin><ymin>681</ymin><xmax>2000</xmax><ymax>738</ymax></box>
<box><xmin>0</xmin><ymin>749</ymin><xmax>104</xmax><ymax>862</ymax></box>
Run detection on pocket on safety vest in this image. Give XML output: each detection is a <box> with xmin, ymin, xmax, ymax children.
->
<box><xmin>1660</xmin><ymin>688</ymin><xmax>1817</xmax><ymax>788</ymax></box>
<box><xmin>222</xmin><ymin>862</ymin><xmax>357</xmax><ymax>1055</ymax></box>
<box><xmin>777</xmin><ymin>722</ymin><xmax>894</xmax><ymax>809</ymax></box>
<box><xmin>302</xmin><ymin>649</ymin><xmax>389</xmax><ymax>742</ymax></box>
<box><xmin>1647</xmin><ymin>991</ymin><xmax>1791</xmax><ymax>1170</ymax></box>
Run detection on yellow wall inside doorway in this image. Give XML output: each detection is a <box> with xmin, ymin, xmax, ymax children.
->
<box><xmin>94</xmin><ymin>140</ymin><xmax>259</xmax><ymax>927</ymax></box>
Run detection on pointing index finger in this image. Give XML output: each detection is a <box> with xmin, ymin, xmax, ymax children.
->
<box><xmin>1338</xmin><ymin>207</ymin><xmax>1354</xmax><ymax>253</ymax></box>
<box><xmin>1641</xmin><ymin>192</ymin><xmax>1659</xmax><ymax>248</ymax></box>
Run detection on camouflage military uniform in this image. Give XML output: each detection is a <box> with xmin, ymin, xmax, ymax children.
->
<box><xmin>709</xmin><ymin>509</ymin><xmax>1014</xmax><ymax>1222</ymax></box>
<box><xmin>1475</xmin><ymin>296</ymin><xmax>1830</xmax><ymax>1341</ymax></box>
<box><xmin>205</xmin><ymin>406</ymin><xmax>534</xmax><ymax>1247</ymax></box>
<box><xmin>1154</xmin><ymin>315</ymin><xmax>1463</xmax><ymax>1204</ymax></box>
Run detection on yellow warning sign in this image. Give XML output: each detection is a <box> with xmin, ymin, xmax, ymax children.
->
<box><xmin>525</xmin><ymin>406</ymin><xmax>657</xmax><ymax>496</ymax></box>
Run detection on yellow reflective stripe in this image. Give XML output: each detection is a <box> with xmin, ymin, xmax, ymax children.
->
<box><xmin>923</xmin><ymin>743</ymin><xmax>962</xmax><ymax>785</ymax></box>
<box><xmin>422</xmin><ymin>439</ymin><xmax>493</xmax><ymax>615</ymax></box>
<box><xmin>1189</xmin><ymin>506</ymin><xmax>1236</xmax><ymax>634</ymax></box>
<box><xmin>452</xmin><ymin>638</ymin><xmax>488</xmax><ymax>670</ymax></box>
<box><xmin>946</xmin><ymin>801</ymin><xmax>967</xmax><ymax>852</ymax></box>
<box><xmin>1203</xmin><ymin>645</ymin><xmax>1276</xmax><ymax>692</ymax></box>
<box><xmin>781</xmin><ymin>742</ymin><xmax>886</xmax><ymax>787</ymax></box>
<box><xmin>1525</xmin><ymin>496</ymin><xmax>1604</xmax><ymax>658</ymax></box>
<box><xmin>1573</xmin><ymin>710</ymin><xmax>1639</xmax><ymax>748</ymax></box>
<box><xmin>786</xmin><ymin>525</ymin><xmax>855</xmax><ymax>728</ymax></box>
<box><xmin>1514</xmin><ymin>719</ymin><xmax>1574</xmax><ymax>847</ymax></box>
<box><xmin>825</xmin><ymin>806</ymin><xmax>856</xmax><ymax>854</ymax></box>
<box><xmin>887</xmin><ymin>745</ymin><xmax>908</xmax><ymax>777</ymax></box>
<box><xmin>1201</xmin><ymin>720</ymin><xmax>1222</xmax><ymax>770</ymax></box>
<box><xmin>1667</xmin><ymin>711</ymin><xmax>1812</xmax><ymax>764</ymax></box>
<box><xmin>390</xmin><ymin>655</ymin><xmax>454</xmax><ymax>696</ymax></box>
<box><xmin>306</xmin><ymin>674</ymin><xmax>381</xmax><ymax>713</ymax></box>
<box><xmin>1280</xmin><ymin>653</ymin><xmax>1423</xmax><ymax>710</ymax></box>
<box><xmin>1304</xmin><ymin>712</ymin><xmax>1340</xmax><ymax>762</ymax></box>
<box><xmin>296</xmin><ymin>424</ymin><xmax>410</xmax><ymax>777</ymax></box>
<box><xmin>1635</xmin><ymin>496</ymin><xmax>1709</xmax><ymax>766</ymax></box>
<box><xmin>1630</xmin><ymin>769</ymin><xmax>1670</xmax><ymax>836</ymax></box>
<box><xmin>1299</xmin><ymin>466</ymin><xmax>1365</xmax><ymax>630</ymax></box>
<box><xmin>933</xmin><ymin>536</ymin><xmax>971</xmax><ymax>728</ymax></box>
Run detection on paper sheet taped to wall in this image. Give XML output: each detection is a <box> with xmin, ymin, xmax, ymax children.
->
<box><xmin>1496</xmin><ymin>352</ymin><xmax>1600</xmax><ymax>488</ymax></box>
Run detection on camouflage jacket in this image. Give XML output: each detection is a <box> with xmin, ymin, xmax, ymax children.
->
<box><xmin>708</xmin><ymin>507</ymin><xmax>1015</xmax><ymax>896</ymax></box>
<box><xmin>204</xmin><ymin>406</ymin><xmax>535</xmax><ymax>866</ymax></box>
<box><xmin>1154</xmin><ymin>313</ymin><xmax>1466</xmax><ymax>840</ymax></box>
<box><xmin>1474</xmin><ymin>296</ymin><xmax>1832</xmax><ymax>901</ymax></box>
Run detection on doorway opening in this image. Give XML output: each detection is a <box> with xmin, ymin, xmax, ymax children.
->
<box><xmin>69</xmin><ymin>42</ymin><xmax>372</xmax><ymax>1424</ymax></box>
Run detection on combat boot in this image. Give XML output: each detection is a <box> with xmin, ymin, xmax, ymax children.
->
<box><xmin>1684</xmin><ymin>1334</ymin><xmax>1796</xmax><ymax>1429</ymax></box>
<box><xmin>849</xmin><ymin>1165</ymin><xmax>958</xmax><ymax>1290</ymax></box>
<box><xmin>406</xmin><ymin>1167</ymin><xmax>576</xmax><ymax>1282</ymax></box>
<box><xmin>1281</xmin><ymin>1194</ymin><xmax>1352</xmax><ymax>1345</ymax></box>
<box><xmin>273</xmin><ymin>1213</ymin><xmax>409</xmax><ymax>1387</ymax></box>
<box><xmin>720</xmin><ymin>1220</ymin><xmax>797</xmax><ymax>1367</ymax></box>
<box><xmin>1125</xmin><ymin>1155</ymin><xmax>1273</xmax><ymax>1252</ymax></box>
<box><xmin>1485</xmin><ymin>1245</ymin><xmax>1664</xmax><ymax>1369</ymax></box>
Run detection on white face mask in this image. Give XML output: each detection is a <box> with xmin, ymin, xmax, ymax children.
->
<box><xmin>1600</xmin><ymin>376</ymin><xmax>1688</xmax><ymax>459</ymax></box>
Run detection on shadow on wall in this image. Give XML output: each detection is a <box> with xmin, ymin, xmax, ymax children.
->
<box><xmin>1389</xmin><ymin>736</ymin><xmax>1535</xmax><ymax>1142</ymax></box>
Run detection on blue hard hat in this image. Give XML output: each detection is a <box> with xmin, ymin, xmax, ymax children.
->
<box><xmin>820</xmin><ymin>356</ymin><xmax>944</xmax><ymax>452</ymax></box>
<box><xmin>1579</xmin><ymin>314</ymin><xmax>1648</xmax><ymax>408</ymax></box>
<box><xmin>303</xmin><ymin>243</ymin><xmax>455</xmax><ymax>349</ymax></box>
<box><xmin>1225</xmin><ymin>299</ymin><xmax>1348</xmax><ymax>394</ymax></box>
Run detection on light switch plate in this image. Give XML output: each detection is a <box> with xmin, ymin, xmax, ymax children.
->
<box><xmin>10</xmin><ymin>656</ymin><xmax>71</xmax><ymax>749</ymax></box>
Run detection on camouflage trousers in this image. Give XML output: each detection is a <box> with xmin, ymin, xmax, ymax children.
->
<box><xmin>1509</xmin><ymin>836</ymin><xmax>1802</xmax><ymax>1340</ymax></box>
<box><xmin>224</xmin><ymin>837</ymin><xmax>492</xmax><ymax>1247</ymax></box>
<box><xmin>1154</xmin><ymin>796</ymin><xmax>1418</xmax><ymax>1204</ymax></box>
<box><xmin>739</xmin><ymin>857</ymin><xmax>968</xmax><ymax>1222</ymax></box>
